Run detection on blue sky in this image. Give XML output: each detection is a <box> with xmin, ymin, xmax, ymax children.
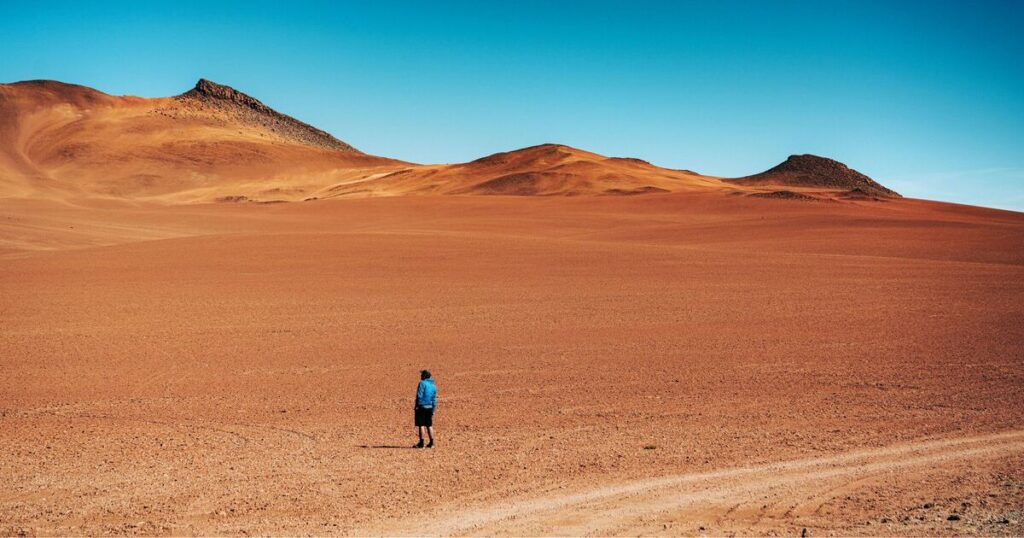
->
<box><xmin>2</xmin><ymin>1</ymin><xmax>1022</xmax><ymax>210</ymax></box>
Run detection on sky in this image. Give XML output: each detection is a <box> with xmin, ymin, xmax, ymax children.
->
<box><xmin>2</xmin><ymin>1</ymin><xmax>1022</xmax><ymax>210</ymax></box>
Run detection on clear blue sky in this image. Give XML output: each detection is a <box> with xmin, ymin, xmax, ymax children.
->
<box><xmin>2</xmin><ymin>1</ymin><xmax>1022</xmax><ymax>210</ymax></box>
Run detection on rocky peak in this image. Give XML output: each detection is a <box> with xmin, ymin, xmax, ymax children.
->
<box><xmin>731</xmin><ymin>154</ymin><xmax>899</xmax><ymax>197</ymax></box>
<box><xmin>176</xmin><ymin>78</ymin><xmax>357</xmax><ymax>152</ymax></box>
<box><xmin>186</xmin><ymin>79</ymin><xmax>273</xmax><ymax>114</ymax></box>
<box><xmin>778</xmin><ymin>154</ymin><xmax>848</xmax><ymax>171</ymax></box>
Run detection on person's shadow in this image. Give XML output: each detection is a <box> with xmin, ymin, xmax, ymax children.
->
<box><xmin>359</xmin><ymin>444</ymin><xmax>415</xmax><ymax>449</ymax></box>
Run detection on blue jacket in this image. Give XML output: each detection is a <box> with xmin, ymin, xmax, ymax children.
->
<box><xmin>416</xmin><ymin>378</ymin><xmax>437</xmax><ymax>408</ymax></box>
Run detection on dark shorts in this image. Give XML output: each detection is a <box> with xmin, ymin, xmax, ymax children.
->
<box><xmin>414</xmin><ymin>406</ymin><xmax>434</xmax><ymax>427</ymax></box>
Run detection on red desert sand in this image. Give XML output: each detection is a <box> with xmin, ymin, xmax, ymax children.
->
<box><xmin>1</xmin><ymin>80</ymin><xmax>1023</xmax><ymax>536</ymax></box>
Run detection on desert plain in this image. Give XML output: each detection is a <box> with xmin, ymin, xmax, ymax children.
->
<box><xmin>1</xmin><ymin>80</ymin><xmax>1023</xmax><ymax>536</ymax></box>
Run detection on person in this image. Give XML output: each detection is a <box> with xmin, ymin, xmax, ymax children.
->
<box><xmin>413</xmin><ymin>369</ymin><xmax>437</xmax><ymax>448</ymax></box>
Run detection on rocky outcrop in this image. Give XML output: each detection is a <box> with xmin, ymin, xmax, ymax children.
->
<box><xmin>748</xmin><ymin>190</ymin><xmax>819</xmax><ymax>201</ymax></box>
<box><xmin>730</xmin><ymin>155</ymin><xmax>899</xmax><ymax>197</ymax></box>
<box><xmin>177</xmin><ymin>79</ymin><xmax>356</xmax><ymax>152</ymax></box>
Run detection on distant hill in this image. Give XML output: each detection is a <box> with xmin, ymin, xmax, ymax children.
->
<box><xmin>175</xmin><ymin>79</ymin><xmax>356</xmax><ymax>152</ymax></box>
<box><xmin>728</xmin><ymin>154</ymin><xmax>899</xmax><ymax>197</ymax></box>
<box><xmin>321</xmin><ymin>144</ymin><xmax>722</xmax><ymax>198</ymax></box>
<box><xmin>0</xmin><ymin>79</ymin><xmax>900</xmax><ymax>203</ymax></box>
<box><xmin>0</xmin><ymin>79</ymin><xmax>398</xmax><ymax>201</ymax></box>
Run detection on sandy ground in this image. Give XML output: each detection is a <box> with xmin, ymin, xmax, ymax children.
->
<box><xmin>2</xmin><ymin>192</ymin><xmax>1023</xmax><ymax>536</ymax></box>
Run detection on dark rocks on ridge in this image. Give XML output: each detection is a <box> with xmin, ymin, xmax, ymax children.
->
<box><xmin>730</xmin><ymin>154</ymin><xmax>899</xmax><ymax>197</ymax></box>
<box><xmin>177</xmin><ymin>79</ymin><xmax>357</xmax><ymax>152</ymax></box>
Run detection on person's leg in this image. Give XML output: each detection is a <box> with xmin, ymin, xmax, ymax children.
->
<box><xmin>426</xmin><ymin>410</ymin><xmax>434</xmax><ymax>447</ymax></box>
<box><xmin>414</xmin><ymin>408</ymin><xmax>425</xmax><ymax>447</ymax></box>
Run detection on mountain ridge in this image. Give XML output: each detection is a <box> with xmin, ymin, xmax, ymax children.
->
<box><xmin>0</xmin><ymin>78</ymin><xmax>900</xmax><ymax>203</ymax></box>
<box><xmin>175</xmin><ymin>79</ymin><xmax>356</xmax><ymax>152</ymax></box>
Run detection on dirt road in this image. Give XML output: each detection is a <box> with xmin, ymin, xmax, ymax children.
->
<box><xmin>372</xmin><ymin>430</ymin><xmax>1024</xmax><ymax>536</ymax></box>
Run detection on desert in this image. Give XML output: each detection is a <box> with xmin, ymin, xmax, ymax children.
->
<box><xmin>1</xmin><ymin>76</ymin><xmax>1023</xmax><ymax>537</ymax></box>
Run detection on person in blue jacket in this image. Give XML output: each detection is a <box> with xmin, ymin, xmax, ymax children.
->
<box><xmin>414</xmin><ymin>369</ymin><xmax>437</xmax><ymax>448</ymax></box>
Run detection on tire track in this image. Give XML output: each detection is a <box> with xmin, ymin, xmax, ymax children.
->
<box><xmin>369</xmin><ymin>429</ymin><xmax>1024</xmax><ymax>536</ymax></box>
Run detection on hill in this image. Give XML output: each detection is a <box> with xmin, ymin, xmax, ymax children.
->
<box><xmin>728</xmin><ymin>154</ymin><xmax>900</xmax><ymax>198</ymax></box>
<box><xmin>0</xmin><ymin>79</ymin><xmax>400</xmax><ymax>202</ymax></box>
<box><xmin>318</xmin><ymin>144</ymin><xmax>724</xmax><ymax>198</ymax></box>
<box><xmin>0</xmin><ymin>79</ymin><xmax>901</xmax><ymax>203</ymax></box>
